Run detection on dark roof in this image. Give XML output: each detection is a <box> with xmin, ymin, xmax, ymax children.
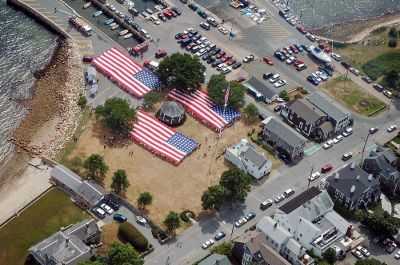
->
<box><xmin>160</xmin><ymin>101</ymin><xmax>185</xmax><ymax>118</ymax></box>
<box><xmin>240</xmin><ymin>147</ymin><xmax>267</xmax><ymax>168</ymax></box>
<box><xmin>198</xmin><ymin>254</ymin><xmax>231</xmax><ymax>265</ymax></box>
<box><xmin>246</xmin><ymin>76</ymin><xmax>277</xmax><ymax>99</ymax></box>
<box><xmin>370</xmin><ymin>146</ymin><xmax>397</xmax><ymax>165</ymax></box>
<box><xmin>279</xmin><ymin>187</ymin><xmax>322</xmax><ymax>214</ymax></box>
<box><xmin>259</xmin><ymin>243</ymin><xmax>290</xmax><ymax>265</ymax></box>
<box><xmin>262</xmin><ymin>116</ymin><xmax>307</xmax><ymax>148</ymax></box>
<box><xmin>307</xmin><ymin>92</ymin><xmax>350</xmax><ymax>121</ymax></box>
<box><xmin>326</xmin><ymin>163</ymin><xmax>379</xmax><ymax>199</ymax></box>
<box><xmin>287</xmin><ymin>98</ymin><xmax>325</xmax><ymax>124</ymax></box>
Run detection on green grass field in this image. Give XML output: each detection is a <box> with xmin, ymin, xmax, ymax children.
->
<box><xmin>0</xmin><ymin>188</ymin><xmax>90</xmax><ymax>264</ymax></box>
<box><xmin>362</xmin><ymin>51</ymin><xmax>400</xmax><ymax>80</ymax></box>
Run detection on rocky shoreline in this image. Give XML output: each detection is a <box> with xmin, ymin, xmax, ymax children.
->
<box><xmin>311</xmin><ymin>10</ymin><xmax>400</xmax><ymax>42</ymax></box>
<box><xmin>9</xmin><ymin>37</ymin><xmax>84</xmax><ymax>159</ymax></box>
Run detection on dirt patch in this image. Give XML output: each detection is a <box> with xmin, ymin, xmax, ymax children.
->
<box><xmin>68</xmin><ymin>111</ymin><xmax>276</xmax><ymax>225</ymax></box>
<box><xmin>97</xmin><ymin>222</ymin><xmax>122</xmax><ymax>254</ymax></box>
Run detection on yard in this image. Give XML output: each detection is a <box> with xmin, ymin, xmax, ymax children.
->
<box><xmin>66</xmin><ymin>109</ymin><xmax>280</xmax><ymax>226</ymax></box>
<box><xmin>0</xmin><ymin>188</ymin><xmax>90</xmax><ymax>265</ymax></box>
<box><xmin>320</xmin><ymin>76</ymin><xmax>386</xmax><ymax>116</ymax></box>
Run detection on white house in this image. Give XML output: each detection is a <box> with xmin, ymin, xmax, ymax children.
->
<box><xmin>225</xmin><ymin>139</ymin><xmax>272</xmax><ymax>180</ymax></box>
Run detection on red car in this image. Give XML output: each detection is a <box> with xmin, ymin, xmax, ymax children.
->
<box><xmin>163</xmin><ymin>11</ymin><xmax>172</xmax><ymax>19</ymax></box>
<box><xmin>296</xmin><ymin>24</ymin><xmax>308</xmax><ymax>34</ymax></box>
<box><xmin>236</xmin><ymin>76</ymin><xmax>246</xmax><ymax>82</ymax></box>
<box><xmin>82</xmin><ymin>55</ymin><xmax>94</xmax><ymax>62</ymax></box>
<box><xmin>263</xmin><ymin>56</ymin><xmax>274</xmax><ymax>65</ymax></box>
<box><xmin>155</xmin><ymin>50</ymin><xmax>167</xmax><ymax>58</ymax></box>
<box><xmin>319</xmin><ymin>43</ymin><xmax>331</xmax><ymax>53</ymax></box>
<box><xmin>169</xmin><ymin>10</ymin><xmax>177</xmax><ymax>17</ymax></box>
<box><xmin>216</xmin><ymin>51</ymin><xmax>226</xmax><ymax>59</ymax></box>
<box><xmin>227</xmin><ymin>59</ymin><xmax>236</xmax><ymax>65</ymax></box>
<box><xmin>185</xmin><ymin>43</ymin><xmax>195</xmax><ymax>51</ymax></box>
<box><xmin>293</xmin><ymin>59</ymin><xmax>304</xmax><ymax>66</ymax></box>
<box><xmin>321</xmin><ymin>164</ymin><xmax>333</xmax><ymax>173</ymax></box>
<box><xmin>220</xmin><ymin>55</ymin><xmax>232</xmax><ymax>63</ymax></box>
<box><xmin>290</xmin><ymin>45</ymin><xmax>299</xmax><ymax>54</ymax></box>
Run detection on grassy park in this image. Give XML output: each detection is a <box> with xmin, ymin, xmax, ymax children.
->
<box><xmin>0</xmin><ymin>188</ymin><xmax>90</xmax><ymax>265</ymax></box>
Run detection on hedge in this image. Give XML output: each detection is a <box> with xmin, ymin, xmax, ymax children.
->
<box><xmin>118</xmin><ymin>222</ymin><xmax>149</xmax><ymax>252</ymax></box>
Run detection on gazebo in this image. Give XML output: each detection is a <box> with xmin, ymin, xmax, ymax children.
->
<box><xmin>157</xmin><ymin>101</ymin><xmax>186</xmax><ymax>126</ymax></box>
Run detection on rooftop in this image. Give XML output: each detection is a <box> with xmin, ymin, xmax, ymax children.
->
<box><xmin>228</xmin><ymin>140</ymin><xmax>268</xmax><ymax>169</ymax></box>
<box><xmin>246</xmin><ymin>76</ymin><xmax>277</xmax><ymax>99</ymax></box>
<box><xmin>286</xmin><ymin>98</ymin><xmax>326</xmax><ymax>124</ymax></box>
<box><xmin>256</xmin><ymin>216</ymin><xmax>291</xmax><ymax>246</ymax></box>
<box><xmin>279</xmin><ymin>186</ymin><xmax>322</xmax><ymax>214</ymax></box>
<box><xmin>307</xmin><ymin>92</ymin><xmax>350</xmax><ymax>121</ymax></box>
<box><xmin>198</xmin><ymin>253</ymin><xmax>231</xmax><ymax>265</ymax></box>
<box><xmin>262</xmin><ymin>116</ymin><xmax>307</xmax><ymax>147</ymax></box>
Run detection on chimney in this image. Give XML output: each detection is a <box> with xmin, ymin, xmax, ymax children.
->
<box><xmin>356</xmin><ymin>175</ymin><xmax>360</xmax><ymax>182</ymax></box>
<box><xmin>368</xmin><ymin>174</ymin><xmax>373</xmax><ymax>182</ymax></box>
<box><xmin>351</xmin><ymin>163</ymin><xmax>355</xmax><ymax>170</ymax></box>
<box><xmin>334</xmin><ymin>173</ymin><xmax>339</xmax><ymax>182</ymax></box>
<box><xmin>350</xmin><ymin>185</ymin><xmax>355</xmax><ymax>197</ymax></box>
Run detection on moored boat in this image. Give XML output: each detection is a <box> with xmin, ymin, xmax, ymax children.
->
<box><xmin>83</xmin><ymin>2</ymin><xmax>91</xmax><ymax>9</ymax></box>
<box><xmin>119</xmin><ymin>29</ymin><xmax>129</xmax><ymax>36</ymax></box>
<box><xmin>111</xmin><ymin>24</ymin><xmax>120</xmax><ymax>30</ymax></box>
<box><xmin>145</xmin><ymin>8</ymin><xmax>153</xmax><ymax>14</ymax></box>
<box><xmin>105</xmin><ymin>18</ymin><xmax>115</xmax><ymax>25</ymax></box>
<box><xmin>310</xmin><ymin>46</ymin><xmax>332</xmax><ymax>64</ymax></box>
<box><xmin>124</xmin><ymin>33</ymin><xmax>133</xmax><ymax>39</ymax></box>
<box><xmin>93</xmin><ymin>10</ymin><xmax>103</xmax><ymax>17</ymax></box>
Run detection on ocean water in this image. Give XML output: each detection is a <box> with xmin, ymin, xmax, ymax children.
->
<box><xmin>0</xmin><ymin>0</ymin><xmax>57</xmax><ymax>171</ymax></box>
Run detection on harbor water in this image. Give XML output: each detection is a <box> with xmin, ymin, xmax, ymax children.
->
<box><xmin>0</xmin><ymin>0</ymin><xmax>58</xmax><ymax>172</ymax></box>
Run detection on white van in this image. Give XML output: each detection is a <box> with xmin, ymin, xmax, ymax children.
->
<box><xmin>94</xmin><ymin>207</ymin><xmax>106</xmax><ymax>218</ymax></box>
<box><xmin>284</xmin><ymin>188</ymin><xmax>295</xmax><ymax>197</ymax></box>
<box><xmin>343</xmin><ymin>127</ymin><xmax>353</xmax><ymax>137</ymax></box>
<box><xmin>140</xmin><ymin>29</ymin><xmax>151</xmax><ymax>39</ymax></box>
<box><xmin>296</xmin><ymin>63</ymin><xmax>307</xmax><ymax>71</ymax></box>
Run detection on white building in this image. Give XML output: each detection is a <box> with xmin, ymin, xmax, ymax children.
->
<box><xmin>225</xmin><ymin>139</ymin><xmax>272</xmax><ymax>180</ymax></box>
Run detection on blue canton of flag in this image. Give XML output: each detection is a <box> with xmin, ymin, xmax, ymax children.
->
<box><xmin>167</xmin><ymin>132</ymin><xmax>199</xmax><ymax>154</ymax></box>
<box><xmin>211</xmin><ymin>105</ymin><xmax>240</xmax><ymax>124</ymax></box>
<box><xmin>133</xmin><ymin>69</ymin><xmax>161</xmax><ymax>90</ymax></box>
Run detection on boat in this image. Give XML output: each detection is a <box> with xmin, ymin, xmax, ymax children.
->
<box><xmin>119</xmin><ymin>29</ymin><xmax>129</xmax><ymax>36</ymax></box>
<box><xmin>93</xmin><ymin>11</ymin><xmax>103</xmax><ymax>17</ymax></box>
<box><xmin>154</xmin><ymin>5</ymin><xmax>162</xmax><ymax>11</ymax></box>
<box><xmin>109</xmin><ymin>22</ymin><xmax>116</xmax><ymax>27</ymax></box>
<box><xmin>111</xmin><ymin>24</ymin><xmax>120</xmax><ymax>30</ymax></box>
<box><xmin>310</xmin><ymin>46</ymin><xmax>332</xmax><ymax>64</ymax></box>
<box><xmin>83</xmin><ymin>2</ymin><xmax>91</xmax><ymax>9</ymax></box>
<box><xmin>145</xmin><ymin>8</ymin><xmax>153</xmax><ymax>14</ymax></box>
<box><xmin>105</xmin><ymin>18</ymin><xmax>114</xmax><ymax>25</ymax></box>
<box><xmin>124</xmin><ymin>33</ymin><xmax>133</xmax><ymax>39</ymax></box>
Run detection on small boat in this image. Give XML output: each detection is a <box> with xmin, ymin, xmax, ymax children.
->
<box><xmin>109</xmin><ymin>22</ymin><xmax>116</xmax><ymax>27</ymax></box>
<box><xmin>154</xmin><ymin>5</ymin><xmax>162</xmax><ymax>11</ymax></box>
<box><xmin>145</xmin><ymin>8</ymin><xmax>153</xmax><ymax>14</ymax></box>
<box><xmin>93</xmin><ymin>10</ymin><xmax>103</xmax><ymax>17</ymax></box>
<box><xmin>119</xmin><ymin>29</ymin><xmax>129</xmax><ymax>36</ymax></box>
<box><xmin>124</xmin><ymin>33</ymin><xmax>133</xmax><ymax>39</ymax></box>
<box><xmin>83</xmin><ymin>2</ymin><xmax>91</xmax><ymax>9</ymax></box>
<box><xmin>105</xmin><ymin>18</ymin><xmax>114</xmax><ymax>25</ymax></box>
<box><xmin>111</xmin><ymin>24</ymin><xmax>119</xmax><ymax>30</ymax></box>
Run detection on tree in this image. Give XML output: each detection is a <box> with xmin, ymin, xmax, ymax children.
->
<box><xmin>143</xmin><ymin>91</ymin><xmax>160</xmax><ymax>109</ymax></box>
<box><xmin>201</xmin><ymin>185</ymin><xmax>226</xmax><ymax>210</ymax></box>
<box><xmin>95</xmin><ymin>98</ymin><xmax>136</xmax><ymax>135</ymax></box>
<box><xmin>211</xmin><ymin>241</ymin><xmax>233</xmax><ymax>256</ymax></box>
<box><xmin>84</xmin><ymin>154</ymin><xmax>109</xmax><ymax>182</ymax></box>
<box><xmin>388</xmin><ymin>38</ymin><xmax>398</xmax><ymax>48</ymax></box>
<box><xmin>163</xmin><ymin>211</ymin><xmax>181</xmax><ymax>232</ymax></box>
<box><xmin>156</xmin><ymin>53</ymin><xmax>206</xmax><ymax>92</ymax></box>
<box><xmin>110</xmin><ymin>169</ymin><xmax>130</xmax><ymax>195</ymax></box>
<box><xmin>383</xmin><ymin>70</ymin><xmax>400</xmax><ymax>89</ymax></box>
<box><xmin>77</xmin><ymin>261</ymin><xmax>104</xmax><ymax>265</ymax></box>
<box><xmin>207</xmin><ymin>75</ymin><xmax>245</xmax><ymax>108</ymax></box>
<box><xmin>107</xmin><ymin>242</ymin><xmax>144</xmax><ymax>265</ymax></box>
<box><xmin>361</xmin><ymin>211</ymin><xmax>398</xmax><ymax>237</ymax></box>
<box><xmin>321</xmin><ymin>248</ymin><xmax>337</xmax><ymax>264</ymax></box>
<box><xmin>243</xmin><ymin>103</ymin><xmax>259</xmax><ymax>121</ymax></box>
<box><xmin>279</xmin><ymin>90</ymin><xmax>290</xmax><ymax>102</ymax></box>
<box><xmin>219</xmin><ymin>167</ymin><xmax>251</xmax><ymax>203</ymax></box>
<box><xmin>355</xmin><ymin>258</ymin><xmax>387</xmax><ymax>265</ymax></box>
<box><xmin>389</xmin><ymin>26</ymin><xmax>399</xmax><ymax>38</ymax></box>
<box><xmin>78</xmin><ymin>95</ymin><xmax>87</xmax><ymax>109</ymax></box>
<box><xmin>137</xmin><ymin>192</ymin><xmax>153</xmax><ymax>209</ymax></box>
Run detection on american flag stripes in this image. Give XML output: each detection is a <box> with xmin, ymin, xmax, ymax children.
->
<box><xmin>130</xmin><ymin>111</ymin><xmax>199</xmax><ymax>164</ymax></box>
<box><xmin>167</xmin><ymin>89</ymin><xmax>241</xmax><ymax>131</ymax></box>
<box><xmin>92</xmin><ymin>48</ymin><xmax>160</xmax><ymax>97</ymax></box>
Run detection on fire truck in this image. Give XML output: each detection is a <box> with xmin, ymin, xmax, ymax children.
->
<box><xmin>68</xmin><ymin>16</ymin><xmax>92</xmax><ymax>36</ymax></box>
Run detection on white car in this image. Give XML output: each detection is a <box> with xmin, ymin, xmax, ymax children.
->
<box><xmin>100</xmin><ymin>203</ymin><xmax>114</xmax><ymax>215</ymax></box>
<box><xmin>316</xmin><ymin>71</ymin><xmax>328</xmax><ymax>81</ymax></box>
<box><xmin>284</xmin><ymin>188</ymin><xmax>295</xmax><ymax>197</ymax></box>
<box><xmin>195</xmin><ymin>49</ymin><xmax>207</xmax><ymax>57</ymax></box>
<box><xmin>343</xmin><ymin>127</ymin><xmax>353</xmax><ymax>137</ymax></box>
<box><xmin>311</xmin><ymin>73</ymin><xmax>322</xmax><ymax>83</ymax></box>
<box><xmin>202</xmin><ymin>239</ymin><xmax>215</xmax><ymax>249</ymax></box>
<box><xmin>286</xmin><ymin>56</ymin><xmax>296</xmax><ymax>64</ymax></box>
<box><xmin>395</xmin><ymin>250</ymin><xmax>400</xmax><ymax>259</ymax></box>
<box><xmin>218</xmin><ymin>27</ymin><xmax>229</xmax><ymax>35</ymax></box>
<box><xmin>269</xmin><ymin>74</ymin><xmax>280</xmax><ymax>83</ymax></box>
<box><xmin>136</xmin><ymin>216</ymin><xmax>147</xmax><ymax>224</ymax></box>
<box><xmin>243</xmin><ymin>54</ymin><xmax>255</xmax><ymax>63</ymax></box>
<box><xmin>274</xmin><ymin>79</ymin><xmax>287</xmax><ymax>88</ymax></box>
<box><xmin>383</xmin><ymin>90</ymin><xmax>393</xmax><ymax>98</ymax></box>
<box><xmin>357</xmin><ymin>246</ymin><xmax>370</xmax><ymax>257</ymax></box>
<box><xmin>331</xmin><ymin>53</ymin><xmax>342</xmax><ymax>61</ymax></box>
<box><xmin>351</xmin><ymin>250</ymin><xmax>363</xmax><ymax>259</ymax></box>
<box><xmin>217</xmin><ymin>63</ymin><xmax>227</xmax><ymax>70</ymax></box>
<box><xmin>350</xmin><ymin>67</ymin><xmax>360</xmax><ymax>76</ymax></box>
<box><xmin>388</xmin><ymin>125</ymin><xmax>397</xmax><ymax>132</ymax></box>
<box><xmin>333</xmin><ymin>135</ymin><xmax>343</xmax><ymax>144</ymax></box>
<box><xmin>323</xmin><ymin>140</ymin><xmax>334</xmax><ymax>149</ymax></box>
<box><xmin>94</xmin><ymin>207</ymin><xmax>106</xmax><ymax>218</ymax></box>
<box><xmin>308</xmin><ymin>172</ymin><xmax>321</xmax><ymax>181</ymax></box>
<box><xmin>234</xmin><ymin>217</ymin><xmax>248</xmax><ymax>227</ymax></box>
<box><xmin>221</xmin><ymin>67</ymin><xmax>232</xmax><ymax>74</ymax></box>
<box><xmin>275</xmin><ymin>97</ymin><xmax>285</xmax><ymax>103</ymax></box>
<box><xmin>274</xmin><ymin>194</ymin><xmax>285</xmax><ymax>203</ymax></box>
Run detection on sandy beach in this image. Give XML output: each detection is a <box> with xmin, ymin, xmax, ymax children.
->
<box><xmin>311</xmin><ymin>11</ymin><xmax>400</xmax><ymax>42</ymax></box>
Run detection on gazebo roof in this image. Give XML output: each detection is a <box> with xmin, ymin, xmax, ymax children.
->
<box><xmin>160</xmin><ymin>101</ymin><xmax>185</xmax><ymax>118</ymax></box>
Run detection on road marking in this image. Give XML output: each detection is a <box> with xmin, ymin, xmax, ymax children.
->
<box><xmin>181</xmin><ymin>250</ymin><xmax>199</xmax><ymax>262</ymax></box>
<box><xmin>304</xmin><ymin>144</ymin><xmax>321</xmax><ymax>156</ymax></box>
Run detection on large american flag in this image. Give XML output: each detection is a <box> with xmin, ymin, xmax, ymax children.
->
<box><xmin>130</xmin><ymin>111</ymin><xmax>199</xmax><ymax>164</ymax></box>
<box><xmin>167</xmin><ymin>89</ymin><xmax>241</xmax><ymax>131</ymax></box>
<box><xmin>92</xmin><ymin>48</ymin><xmax>160</xmax><ymax>97</ymax></box>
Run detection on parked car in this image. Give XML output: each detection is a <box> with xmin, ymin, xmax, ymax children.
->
<box><xmin>100</xmin><ymin>203</ymin><xmax>114</xmax><ymax>215</ymax></box>
<box><xmin>278</xmin><ymin>152</ymin><xmax>290</xmax><ymax>163</ymax></box>
<box><xmin>105</xmin><ymin>199</ymin><xmax>120</xmax><ymax>210</ymax></box>
<box><xmin>383</xmin><ymin>90</ymin><xmax>393</xmax><ymax>98</ymax></box>
<box><xmin>362</xmin><ymin>76</ymin><xmax>372</xmax><ymax>83</ymax></box>
<box><xmin>308</xmin><ymin>172</ymin><xmax>321</xmax><ymax>181</ymax></box>
<box><xmin>158</xmin><ymin>13</ymin><xmax>167</xmax><ymax>22</ymax></box>
<box><xmin>333</xmin><ymin>135</ymin><xmax>343</xmax><ymax>144</ymax></box>
<box><xmin>232</xmin><ymin>61</ymin><xmax>242</xmax><ymax>69</ymax></box>
<box><xmin>202</xmin><ymin>239</ymin><xmax>215</xmax><ymax>249</ymax></box>
<box><xmin>269</xmin><ymin>74</ymin><xmax>280</xmax><ymax>83</ymax></box>
<box><xmin>243</xmin><ymin>54</ymin><xmax>255</xmax><ymax>63</ymax></box>
<box><xmin>263</xmin><ymin>72</ymin><xmax>274</xmax><ymax>79</ymax></box>
<box><xmin>113</xmin><ymin>213</ymin><xmax>127</xmax><ymax>222</ymax></box>
<box><xmin>350</xmin><ymin>67</ymin><xmax>360</xmax><ymax>76</ymax></box>
<box><xmin>214</xmin><ymin>231</ymin><xmax>226</xmax><ymax>241</ymax></box>
<box><xmin>387</xmin><ymin>243</ymin><xmax>397</xmax><ymax>253</ymax></box>
<box><xmin>343</xmin><ymin>127</ymin><xmax>353</xmax><ymax>137</ymax></box>
<box><xmin>207</xmin><ymin>16</ymin><xmax>219</xmax><ymax>27</ymax></box>
<box><xmin>351</xmin><ymin>250</ymin><xmax>363</xmax><ymax>259</ymax></box>
<box><xmin>323</xmin><ymin>140</ymin><xmax>334</xmax><ymax>149</ymax></box>
<box><xmin>94</xmin><ymin>207</ymin><xmax>106</xmax><ymax>218</ymax></box>
<box><xmin>197</xmin><ymin>9</ymin><xmax>208</xmax><ymax>18</ymax></box>
<box><xmin>245</xmin><ymin>212</ymin><xmax>256</xmax><ymax>221</ymax></box>
<box><xmin>357</xmin><ymin>246</ymin><xmax>370</xmax><ymax>257</ymax></box>
<box><xmin>274</xmin><ymin>194</ymin><xmax>285</xmax><ymax>203</ymax></box>
<box><xmin>258</xmin><ymin>113</ymin><xmax>267</xmax><ymax>120</ymax></box>
<box><xmin>82</xmin><ymin>55</ymin><xmax>94</xmax><ymax>62</ymax></box>
<box><xmin>283</xmin><ymin>188</ymin><xmax>295</xmax><ymax>197</ymax></box>
<box><xmin>155</xmin><ymin>50</ymin><xmax>167</xmax><ymax>58</ymax></box>
<box><xmin>171</xmin><ymin>7</ymin><xmax>181</xmax><ymax>15</ymax></box>
<box><xmin>263</xmin><ymin>56</ymin><xmax>274</xmax><ymax>65</ymax></box>
<box><xmin>341</xmin><ymin>60</ymin><xmax>351</xmax><ymax>69</ymax></box>
<box><xmin>286</xmin><ymin>56</ymin><xmax>297</xmax><ymax>65</ymax></box>
<box><xmin>234</xmin><ymin>217</ymin><xmax>248</xmax><ymax>227</ymax></box>
<box><xmin>188</xmin><ymin>3</ymin><xmax>198</xmax><ymax>11</ymax></box>
<box><xmin>331</xmin><ymin>53</ymin><xmax>341</xmax><ymax>61</ymax></box>
<box><xmin>342</xmin><ymin>152</ymin><xmax>353</xmax><ymax>161</ymax></box>
<box><xmin>373</xmin><ymin>83</ymin><xmax>384</xmax><ymax>92</ymax></box>
<box><xmin>321</xmin><ymin>163</ymin><xmax>333</xmax><ymax>173</ymax></box>
<box><xmin>274</xmin><ymin>79</ymin><xmax>286</xmax><ymax>88</ymax></box>
<box><xmin>236</xmin><ymin>76</ymin><xmax>246</xmax><ymax>82</ymax></box>
<box><xmin>218</xmin><ymin>26</ymin><xmax>229</xmax><ymax>35</ymax></box>
<box><xmin>388</xmin><ymin>125</ymin><xmax>397</xmax><ymax>132</ymax></box>
<box><xmin>395</xmin><ymin>250</ymin><xmax>400</xmax><ymax>259</ymax></box>
<box><xmin>200</xmin><ymin>22</ymin><xmax>210</xmax><ymax>30</ymax></box>
<box><xmin>274</xmin><ymin>104</ymin><xmax>283</xmax><ymax>112</ymax></box>
<box><xmin>221</xmin><ymin>67</ymin><xmax>232</xmax><ymax>74</ymax></box>
<box><xmin>307</xmin><ymin>75</ymin><xmax>320</xmax><ymax>86</ymax></box>
<box><xmin>369</xmin><ymin>127</ymin><xmax>379</xmax><ymax>134</ymax></box>
<box><xmin>260</xmin><ymin>199</ymin><xmax>273</xmax><ymax>210</ymax></box>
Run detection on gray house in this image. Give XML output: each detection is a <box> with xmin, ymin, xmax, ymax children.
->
<box><xmin>326</xmin><ymin>163</ymin><xmax>381</xmax><ymax>210</ymax></box>
<box><xmin>29</xmin><ymin>219</ymin><xmax>101</xmax><ymax>265</ymax></box>
<box><xmin>51</xmin><ymin>165</ymin><xmax>108</xmax><ymax>209</ymax></box>
<box><xmin>307</xmin><ymin>92</ymin><xmax>351</xmax><ymax>133</ymax></box>
<box><xmin>245</xmin><ymin>76</ymin><xmax>278</xmax><ymax>104</ymax></box>
<box><xmin>262</xmin><ymin>116</ymin><xmax>307</xmax><ymax>160</ymax></box>
<box><xmin>363</xmin><ymin>146</ymin><xmax>400</xmax><ymax>196</ymax></box>
<box><xmin>198</xmin><ymin>253</ymin><xmax>231</xmax><ymax>265</ymax></box>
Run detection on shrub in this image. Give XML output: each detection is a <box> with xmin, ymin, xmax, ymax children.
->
<box><xmin>362</xmin><ymin>51</ymin><xmax>400</xmax><ymax>80</ymax></box>
<box><xmin>389</xmin><ymin>26</ymin><xmax>399</xmax><ymax>38</ymax></box>
<box><xmin>151</xmin><ymin>228</ymin><xmax>158</xmax><ymax>239</ymax></box>
<box><xmin>118</xmin><ymin>222</ymin><xmax>149</xmax><ymax>252</ymax></box>
<box><xmin>279</xmin><ymin>90</ymin><xmax>289</xmax><ymax>102</ymax></box>
<box><xmin>389</xmin><ymin>38</ymin><xmax>398</xmax><ymax>48</ymax></box>
<box><xmin>78</xmin><ymin>95</ymin><xmax>87</xmax><ymax>109</ymax></box>
<box><xmin>158</xmin><ymin>229</ymin><xmax>168</xmax><ymax>240</ymax></box>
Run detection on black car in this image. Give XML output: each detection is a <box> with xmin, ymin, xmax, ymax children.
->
<box><xmin>232</xmin><ymin>61</ymin><xmax>242</xmax><ymax>69</ymax></box>
<box><xmin>274</xmin><ymin>104</ymin><xmax>283</xmax><ymax>112</ymax></box>
<box><xmin>104</xmin><ymin>199</ymin><xmax>120</xmax><ymax>211</ymax></box>
<box><xmin>212</xmin><ymin>60</ymin><xmax>221</xmax><ymax>67</ymax></box>
<box><xmin>131</xmin><ymin>22</ymin><xmax>141</xmax><ymax>30</ymax></box>
<box><xmin>202</xmin><ymin>53</ymin><xmax>212</xmax><ymax>60</ymax></box>
<box><xmin>307</xmin><ymin>75</ymin><xmax>319</xmax><ymax>86</ymax></box>
<box><xmin>180</xmin><ymin>0</ymin><xmax>188</xmax><ymax>3</ymax></box>
<box><xmin>192</xmin><ymin>34</ymin><xmax>201</xmax><ymax>41</ymax></box>
<box><xmin>263</xmin><ymin>72</ymin><xmax>274</xmax><ymax>79</ymax></box>
<box><xmin>321</xmin><ymin>67</ymin><xmax>333</xmax><ymax>76</ymax></box>
<box><xmin>158</xmin><ymin>13</ymin><xmax>167</xmax><ymax>22</ymax></box>
<box><xmin>171</xmin><ymin>7</ymin><xmax>181</xmax><ymax>15</ymax></box>
<box><xmin>278</xmin><ymin>152</ymin><xmax>290</xmax><ymax>164</ymax></box>
<box><xmin>369</xmin><ymin>127</ymin><xmax>378</xmax><ymax>134</ymax></box>
<box><xmin>387</xmin><ymin>243</ymin><xmax>397</xmax><ymax>253</ymax></box>
<box><xmin>211</xmin><ymin>48</ymin><xmax>221</xmax><ymax>55</ymax></box>
<box><xmin>373</xmin><ymin>83</ymin><xmax>384</xmax><ymax>92</ymax></box>
<box><xmin>207</xmin><ymin>57</ymin><xmax>216</xmax><ymax>64</ymax></box>
<box><xmin>258</xmin><ymin>113</ymin><xmax>267</xmax><ymax>120</ymax></box>
<box><xmin>188</xmin><ymin>3</ymin><xmax>197</xmax><ymax>11</ymax></box>
<box><xmin>341</xmin><ymin>60</ymin><xmax>351</xmax><ymax>69</ymax></box>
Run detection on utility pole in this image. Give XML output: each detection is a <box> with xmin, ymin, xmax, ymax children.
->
<box><xmin>360</xmin><ymin>132</ymin><xmax>370</xmax><ymax>168</ymax></box>
<box><xmin>387</xmin><ymin>96</ymin><xmax>394</xmax><ymax>118</ymax></box>
<box><xmin>230</xmin><ymin>222</ymin><xmax>235</xmax><ymax>240</ymax></box>
<box><xmin>307</xmin><ymin>164</ymin><xmax>314</xmax><ymax>188</ymax></box>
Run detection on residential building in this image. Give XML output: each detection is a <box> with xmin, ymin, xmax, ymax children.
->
<box><xmin>325</xmin><ymin>163</ymin><xmax>381</xmax><ymax>211</ymax></box>
<box><xmin>51</xmin><ymin>165</ymin><xmax>108</xmax><ymax>209</ymax></box>
<box><xmin>273</xmin><ymin>187</ymin><xmax>353</xmax><ymax>256</ymax></box>
<box><xmin>245</xmin><ymin>76</ymin><xmax>278</xmax><ymax>104</ymax></box>
<box><xmin>363</xmin><ymin>146</ymin><xmax>400</xmax><ymax>196</ymax></box>
<box><xmin>198</xmin><ymin>253</ymin><xmax>231</xmax><ymax>265</ymax></box>
<box><xmin>261</xmin><ymin>116</ymin><xmax>307</xmax><ymax>160</ymax></box>
<box><xmin>281</xmin><ymin>98</ymin><xmax>335</xmax><ymax>140</ymax></box>
<box><xmin>225</xmin><ymin>139</ymin><xmax>272</xmax><ymax>179</ymax></box>
<box><xmin>307</xmin><ymin>92</ymin><xmax>351</xmax><ymax>133</ymax></box>
<box><xmin>29</xmin><ymin>219</ymin><xmax>101</xmax><ymax>265</ymax></box>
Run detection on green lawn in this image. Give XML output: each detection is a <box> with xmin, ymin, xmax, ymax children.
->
<box><xmin>362</xmin><ymin>51</ymin><xmax>400</xmax><ymax>80</ymax></box>
<box><xmin>0</xmin><ymin>188</ymin><xmax>90</xmax><ymax>264</ymax></box>
<box><xmin>393</xmin><ymin>137</ymin><xmax>400</xmax><ymax>145</ymax></box>
<box><xmin>321</xmin><ymin>76</ymin><xmax>387</xmax><ymax>116</ymax></box>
